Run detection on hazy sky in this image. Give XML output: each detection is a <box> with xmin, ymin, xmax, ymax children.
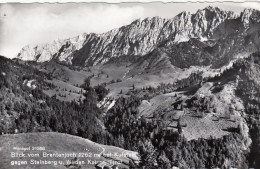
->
<box><xmin>0</xmin><ymin>1</ymin><xmax>260</xmax><ymax>58</ymax></box>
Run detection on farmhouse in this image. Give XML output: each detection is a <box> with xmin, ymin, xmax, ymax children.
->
<box><xmin>95</xmin><ymin>161</ymin><xmax>118</xmax><ymax>169</ymax></box>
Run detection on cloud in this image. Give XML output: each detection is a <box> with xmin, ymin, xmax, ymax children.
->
<box><xmin>0</xmin><ymin>4</ymin><xmax>145</xmax><ymax>58</ymax></box>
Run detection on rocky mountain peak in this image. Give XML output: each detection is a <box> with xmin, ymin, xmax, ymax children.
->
<box><xmin>197</xmin><ymin>5</ymin><xmax>219</xmax><ymax>13</ymax></box>
<box><xmin>241</xmin><ymin>8</ymin><xmax>260</xmax><ymax>28</ymax></box>
<box><xmin>16</xmin><ymin>7</ymin><xmax>259</xmax><ymax>66</ymax></box>
<box><xmin>177</xmin><ymin>11</ymin><xmax>191</xmax><ymax>17</ymax></box>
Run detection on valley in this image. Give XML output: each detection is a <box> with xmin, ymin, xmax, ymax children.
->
<box><xmin>0</xmin><ymin>5</ymin><xmax>260</xmax><ymax>169</ymax></box>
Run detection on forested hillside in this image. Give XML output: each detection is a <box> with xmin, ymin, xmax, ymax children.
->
<box><xmin>1</xmin><ymin>5</ymin><xmax>260</xmax><ymax>169</ymax></box>
<box><xmin>103</xmin><ymin>52</ymin><xmax>260</xmax><ymax>168</ymax></box>
<box><xmin>0</xmin><ymin>56</ymin><xmax>108</xmax><ymax>143</ymax></box>
<box><xmin>1</xmin><ymin>48</ymin><xmax>260</xmax><ymax>168</ymax></box>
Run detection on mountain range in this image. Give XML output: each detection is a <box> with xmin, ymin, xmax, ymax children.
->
<box><xmin>1</xmin><ymin>5</ymin><xmax>260</xmax><ymax>169</ymax></box>
<box><xmin>17</xmin><ymin>6</ymin><xmax>260</xmax><ymax>68</ymax></box>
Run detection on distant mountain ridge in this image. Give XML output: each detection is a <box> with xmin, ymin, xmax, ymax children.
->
<box><xmin>17</xmin><ymin>6</ymin><xmax>260</xmax><ymax>67</ymax></box>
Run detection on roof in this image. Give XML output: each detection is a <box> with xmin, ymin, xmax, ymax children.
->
<box><xmin>96</xmin><ymin>161</ymin><xmax>117</xmax><ymax>168</ymax></box>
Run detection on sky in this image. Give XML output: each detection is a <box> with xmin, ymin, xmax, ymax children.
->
<box><xmin>0</xmin><ymin>1</ymin><xmax>260</xmax><ymax>58</ymax></box>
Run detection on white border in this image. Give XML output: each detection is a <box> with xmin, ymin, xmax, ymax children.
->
<box><xmin>1</xmin><ymin>0</ymin><xmax>260</xmax><ymax>3</ymax></box>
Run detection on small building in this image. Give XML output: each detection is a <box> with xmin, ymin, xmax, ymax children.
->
<box><xmin>95</xmin><ymin>161</ymin><xmax>118</xmax><ymax>169</ymax></box>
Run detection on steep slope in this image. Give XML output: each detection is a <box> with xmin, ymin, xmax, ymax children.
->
<box><xmin>17</xmin><ymin>33</ymin><xmax>88</xmax><ymax>63</ymax></box>
<box><xmin>0</xmin><ymin>56</ymin><xmax>106</xmax><ymax>143</ymax></box>
<box><xmin>103</xmin><ymin>52</ymin><xmax>260</xmax><ymax>168</ymax></box>
<box><xmin>0</xmin><ymin>132</ymin><xmax>138</xmax><ymax>169</ymax></box>
<box><xmin>17</xmin><ymin>6</ymin><xmax>239</xmax><ymax>66</ymax></box>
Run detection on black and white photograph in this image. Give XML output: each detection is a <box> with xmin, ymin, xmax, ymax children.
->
<box><xmin>0</xmin><ymin>0</ymin><xmax>260</xmax><ymax>168</ymax></box>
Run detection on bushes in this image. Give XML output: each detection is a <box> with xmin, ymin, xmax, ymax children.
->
<box><xmin>94</xmin><ymin>85</ymin><xmax>109</xmax><ymax>101</ymax></box>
